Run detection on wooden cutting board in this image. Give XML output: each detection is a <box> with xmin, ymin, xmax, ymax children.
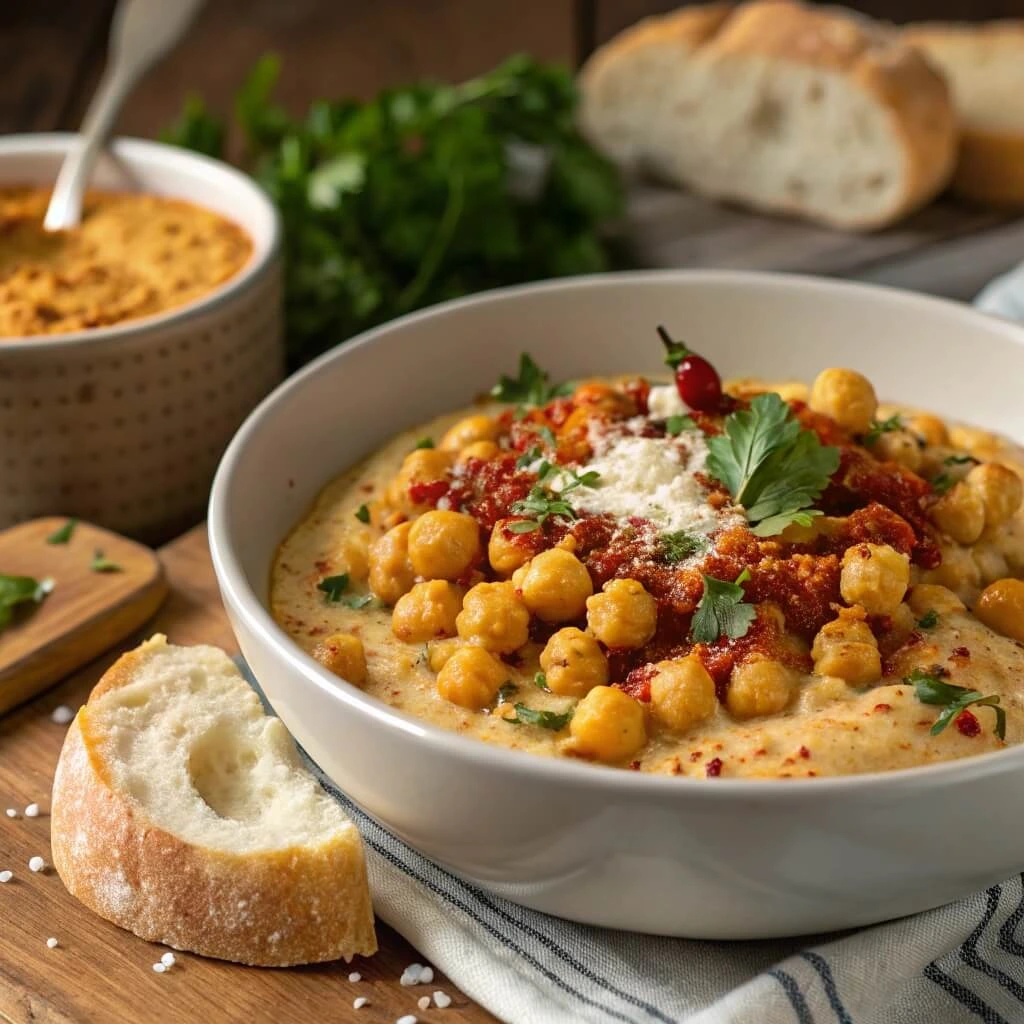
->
<box><xmin>0</xmin><ymin>524</ymin><xmax>497</xmax><ymax>1024</ymax></box>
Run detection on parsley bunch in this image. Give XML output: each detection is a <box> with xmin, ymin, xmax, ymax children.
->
<box><xmin>162</xmin><ymin>56</ymin><xmax>623</xmax><ymax>369</ymax></box>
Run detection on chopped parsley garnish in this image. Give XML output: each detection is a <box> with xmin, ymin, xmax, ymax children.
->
<box><xmin>863</xmin><ymin>414</ymin><xmax>902</xmax><ymax>446</ymax></box>
<box><xmin>341</xmin><ymin>593</ymin><xmax>376</xmax><ymax>610</ymax></box>
<box><xmin>932</xmin><ymin>472</ymin><xmax>955</xmax><ymax>495</ymax></box>
<box><xmin>414</xmin><ymin>437</ymin><xmax>435</xmax><ymax>449</ymax></box>
<box><xmin>516</xmin><ymin>446</ymin><xmax>542</xmax><ymax>469</ymax></box>
<box><xmin>46</xmin><ymin>518</ymin><xmax>77</xmax><ymax>545</ymax></box>
<box><xmin>917</xmin><ymin>609</ymin><xmax>939</xmax><ymax>630</ymax></box>
<box><xmin>534</xmin><ymin>671</ymin><xmax>549</xmax><ymax>690</ymax></box>
<box><xmin>690</xmin><ymin>568</ymin><xmax>755</xmax><ymax>644</ymax></box>
<box><xmin>508</xmin><ymin>468</ymin><xmax>600</xmax><ymax>533</ymax></box>
<box><xmin>0</xmin><ymin>574</ymin><xmax>53</xmax><ymax>633</ymax></box>
<box><xmin>90</xmin><ymin>550</ymin><xmax>123</xmax><ymax>573</ymax></box>
<box><xmin>945</xmin><ymin>454</ymin><xmax>977</xmax><ymax>466</ymax></box>
<box><xmin>507</xmin><ymin>702</ymin><xmax>574</xmax><ymax>730</ymax></box>
<box><xmin>354</xmin><ymin>504</ymin><xmax>370</xmax><ymax>523</ymax></box>
<box><xmin>908</xmin><ymin>669</ymin><xmax>1005</xmax><ymax>740</ymax></box>
<box><xmin>665</xmin><ymin>414</ymin><xmax>696</xmax><ymax>436</ymax></box>
<box><xmin>317</xmin><ymin>573</ymin><xmax>350</xmax><ymax>602</ymax></box>
<box><xmin>658</xmin><ymin>530</ymin><xmax>707</xmax><ymax>564</ymax></box>
<box><xmin>497</xmin><ymin>682</ymin><xmax>518</xmax><ymax>705</ymax></box>
<box><xmin>491</xmin><ymin>353</ymin><xmax>573</xmax><ymax>407</ymax></box>
<box><xmin>706</xmin><ymin>392</ymin><xmax>840</xmax><ymax>537</ymax></box>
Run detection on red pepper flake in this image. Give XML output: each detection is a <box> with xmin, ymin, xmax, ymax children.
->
<box><xmin>874</xmin><ymin>703</ymin><xmax>892</xmax><ymax>713</ymax></box>
<box><xmin>753</xmin><ymin>748</ymin><xmax>767</xmax><ymax>757</ymax></box>
<box><xmin>955</xmin><ymin>709</ymin><xmax>981</xmax><ymax>737</ymax></box>
<box><xmin>705</xmin><ymin>757</ymin><xmax>723</xmax><ymax>777</ymax></box>
<box><xmin>798</xmin><ymin>745</ymin><xmax>811</xmax><ymax>759</ymax></box>
<box><xmin>951</xmin><ymin>646</ymin><xmax>970</xmax><ymax>660</ymax></box>
<box><xmin>628</xmin><ymin>760</ymin><xmax>642</xmax><ymax>771</ymax></box>
<box><xmin>408</xmin><ymin>479</ymin><xmax>449</xmax><ymax>507</ymax></box>
<box><xmin>689</xmin><ymin>750</ymin><xmax>703</xmax><ymax>763</ymax></box>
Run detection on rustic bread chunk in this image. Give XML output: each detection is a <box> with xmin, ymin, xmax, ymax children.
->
<box><xmin>579</xmin><ymin>0</ymin><xmax>958</xmax><ymax>230</ymax></box>
<box><xmin>51</xmin><ymin>635</ymin><xmax>377</xmax><ymax>966</ymax></box>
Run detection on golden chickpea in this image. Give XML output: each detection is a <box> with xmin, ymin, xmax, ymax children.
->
<box><xmin>391</xmin><ymin>580</ymin><xmax>462</xmax><ymax>643</ymax></box>
<box><xmin>811</xmin><ymin>613</ymin><xmax>881</xmax><ymax>685</ymax></box>
<box><xmin>974</xmin><ymin>541</ymin><xmax>1010</xmax><ymax>586</ymax></box>
<box><xmin>539</xmin><ymin>627</ymin><xmax>608</xmax><ymax>697</ymax></box>
<box><xmin>727</xmin><ymin>657</ymin><xmax>797</xmax><ymax>719</ymax></box>
<box><xmin>436</xmin><ymin>645</ymin><xmax>508</xmax><ymax>709</ymax></box>
<box><xmin>975</xmin><ymin>578</ymin><xmax>1024</xmax><ymax>644</ymax></box>
<box><xmin>488</xmin><ymin>519</ymin><xmax>534</xmax><ymax>576</ymax></box>
<box><xmin>569</xmin><ymin>686</ymin><xmax>647</xmax><ymax>762</ymax></box>
<box><xmin>456</xmin><ymin>580</ymin><xmax>530</xmax><ymax>654</ymax></box>
<box><xmin>519</xmin><ymin>548</ymin><xmax>594</xmax><ymax>623</ymax></box>
<box><xmin>312</xmin><ymin>633</ymin><xmax>367</xmax><ymax>687</ymax></box>
<box><xmin>340</xmin><ymin>530</ymin><xmax>371</xmax><ymax>582</ymax></box>
<box><xmin>388</xmin><ymin>448</ymin><xmax>454</xmax><ymax>513</ymax></box>
<box><xmin>870</xmin><ymin>429</ymin><xmax>921</xmax><ymax>472</ymax></box>
<box><xmin>931</xmin><ymin>482</ymin><xmax>986</xmax><ymax>546</ymax></box>
<box><xmin>840</xmin><ymin>543</ymin><xmax>910</xmax><ymax>615</ymax></box>
<box><xmin>909</xmin><ymin>413</ymin><xmax>948</xmax><ymax>447</ymax></box>
<box><xmin>908</xmin><ymin>583</ymin><xmax>965</xmax><ymax>616</ymax></box>
<box><xmin>426</xmin><ymin>637</ymin><xmax>461</xmax><ymax>672</ymax></box>
<box><xmin>965</xmin><ymin>463</ymin><xmax>1024</xmax><ymax>531</ymax></box>
<box><xmin>440</xmin><ymin>414</ymin><xmax>500</xmax><ymax>453</ymax></box>
<box><xmin>809</xmin><ymin>368</ymin><xmax>877</xmax><ymax>434</ymax></box>
<box><xmin>950</xmin><ymin>425</ymin><xmax>1002</xmax><ymax>461</ymax></box>
<box><xmin>649</xmin><ymin>656</ymin><xmax>717</xmax><ymax>732</ymax></box>
<box><xmin>921</xmin><ymin>541</ymin><xmax>982</xmax><ymax>598</ymax></box>
<box><xmin>368</xmin><ymin>522</ymin><xmax>415</xmax><ymax>605</ymax></box>
<box><xmin>456</xmin><ymin>440</ymin><xmax>501</xmax><ymax>466</ymax></box>
<box><xmin>586</xmin><ymin>578</ymin><xmax>658</xmax><ymax>648</ymax></box>
<box><xmin>407</xmin><ymin>510</ymin><xmax>481</xmax><ymax>581</ymax></box>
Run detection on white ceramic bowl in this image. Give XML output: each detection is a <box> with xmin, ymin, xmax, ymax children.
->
<box><xmin>0</xmin><ymin>134</ymin><xmax>283</xmax><ymax>540</ymax></box>
<box><xmin>209</xmin><ymin>271</ymin><xmax>1024</xmax><ymax>939</ymax></box>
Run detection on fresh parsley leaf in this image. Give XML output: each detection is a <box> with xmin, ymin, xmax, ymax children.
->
<box><xmin>317</xmin><ymin>573</ymin><xmax>350</xmax><ymax>602</ymax></box>
<box><xmin>507</xmin><ymin>519</ymin><xmax>542</xmax><ymax>534</ymax></box>
<box><xmin>534</xmin><ymin>671</ymin><xmax>549</xmax><ymax>690</ymax></box>
<box><xmin>706</xmin><ymin>393</ymin><xmax>840</xmax><ymax>537</ymax></box>
<box><xmin>945</xmin><ymin>455</ymin><xmax>977</xmax><ymax>466</ymax></box>
<box><xmin>863</xmin><ymin>414</ymin><xmax>902</xmax><ymax>446</ymax></box>
<box><xmin>0</xmin><ymin>574</ymin><xmax>53</xmax><ymax>633</ymax></box>
<box><xmin>516</xmin><ymin>446</ymin><xmax>542</xmax><ymax>469</ymax></box>
<box><xmin>491</xmin><ymin>354</ymin><xmax>572</xmax><ymax>406</ymax></box>
<box><xmin>341</xmin><ymin>593</ymin><xmax>375</xmax><ymax>610</ymax></box>
<box><xmin>932</xmin><ymin>473</ymin><xmax>954</xmax><ymax>495</ymax></box>
<box><xmin>415</xmin><ymin>437</ymin><xmax>435</xmax><ymax>450</ymax></box>
<box><xmin>908</xmin><ymin>669</ymin><xmax>1006</xmax><ymax>740</ymax></box>
<box><xmin>658</xmin><ymin>530</ymin><xmax>706</xmax><ymax>564</ymax></box>
<box><xmin>665</xmin><ymin>414</ymin><xmax>696</xmax><ymax>436</ymax></box>
<box><xmin>90</xmin><ymin>550</ymin><xmax>122</xmax><ymax>573</ymax></box>
<box><xmin>690</xmin><ymin>570</ymin><xmax>756</xmax><ymax>644</ymax></box>
<box><xmin>497</xmin><ymin>682</ymin><xmax>518</xmax><ymax>705</ymax></box>
<box><xmin>159</xmin><ymin>93</ymin><xmax>226</xmax><ymax>158</ymax></box>
<box><xmin>509</xmin><ymin>484</ymin><xmax>579</xmax><ymax>532</ymax></box>
<box><xmin>917</xmin><ymin>609</ymin><xmax>939</xmax><ymax>630</ymax></box>
<box><xmin>507</xmin><ymin>702</ymin><xmax>574</xmax><ymax>730</ymax></box>
<box><xmin>46</xmin><ymin>518</ymin><xmax>77</xmax><ymax>545</ymax></box>
<box><xmin>354</xmin><ymin>504</ymin><xmax>370</xmax><ymax>523</ymax></box>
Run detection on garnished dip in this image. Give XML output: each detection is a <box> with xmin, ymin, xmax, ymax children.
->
<box><xmin>272</xmin><ymin>331</ymin><xmax>1024</xmax><ymax>779</ymax></box>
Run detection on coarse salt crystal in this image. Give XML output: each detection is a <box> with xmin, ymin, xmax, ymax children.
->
<box><xmin>24</xmin><ymin>804</ymin><xmax>39</xmax><ymax>818</ymax></box>
<box><xmin>152</xmin><ymin>962</ymin><xmax>167</xmax><ymax>974</ymax></box>
<box><xmin>348</xmin><ymin>971</ymin><xmax>361</xmax><ymax>983</ymax></box>
<box><xmin>28</xmin><ymin>856</ymin><xmax>45</xmax><ymax>873</ymax></box>
<box><xmin>5</xmin><ymin>809</ymin><xmax>18</xmax><ymax>819</ymax></box>
<box><xmin>396</xmin><ymin>1016</ymin><xmax>418</xmax><ymax>1024</ymax></box>
<box><xmin>419</xmin><ymin>967</ymin><xmax>434</xmax><ymax>984</ymax></box>
<box><xmin>46</xmin><ymin>937</ymin><xmax>58</xmax><ymax>949</ymax></box>
<box><xmin>161</xmin><ymin>952</ymin><xmax>176</xmax><ymax>967</ymax></box>
<box><xmin>353</xmin><ymin>997</ymin><xmax>368</xmax><ymax>1009</ymax></box>
<box><xmin>0</xmin><ymin>871</ymin><xmax>12</xmax><ymax>883</ymax></box>
<box><xmin>433</xmin><ymin>990</ymin><xmax>452</xmax><ymax>1009</ymax></box>
<box><xmin>399</xmin><ymin>963</ymin><xmax>423</xmax><ymax>986</ymax></box>
<box><xmin>417</xmin><ymin>996</ymin><xmax>431</xmax><ymax>1011</ymax></box>
<box><xmin>50</xmin><ymin>705</ymin><xmax>74</xmax><ymax>725</ymax></box>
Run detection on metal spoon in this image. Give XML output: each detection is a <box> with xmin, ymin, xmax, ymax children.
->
<box><xmin>43</xmin><ymin>0</ymin><xmax>206</xmax><ymax>232</ymax></box>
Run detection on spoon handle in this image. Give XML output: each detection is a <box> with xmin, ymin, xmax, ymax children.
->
<box><xmin>43</xmin><ymin>0</ymin><xmax>206</xmax><ymax>232</ymax></box>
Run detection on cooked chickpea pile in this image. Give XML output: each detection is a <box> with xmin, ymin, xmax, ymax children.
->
<box><xmin>308</xmin><ymin>366</ymin><xmax>1024</xmax><ymax>771</ymax></box>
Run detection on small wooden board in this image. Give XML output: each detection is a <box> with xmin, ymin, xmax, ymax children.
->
<box><xmin>0</xmin><ymin>518</ymin><xmax>167</xmax><ymax>715</ymax></box>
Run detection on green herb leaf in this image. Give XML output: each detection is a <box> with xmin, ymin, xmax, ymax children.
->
<box><xmin>945</xmin><ymin>454</ymin><xmax>977</xmax><ymax>466</ymax></box>
<box><xmin>491</xmin><ymin>353</ymin><xmax>573</xmax><ymax>407</ymax></box>
<box><xmin>317</xmin><ymin>573</ymin><xmax>350</xmax><ymax>602</ymax></box>
<box><xmin>932</xmin><ymin>473</ymin><xmax>954</xmax><ymax>495</ymax></box>
<box><xmin>665</xmin><ymin>414</ymin><xmax>696</xmax><ymax>436</ymax></box>
<box><xmin>907</xmin><ymin>669</ymin><xmax>1005</xmax><ymax>740</ymax></box>
<box><xmin>507</xmin><ymin>519</ymin><xmax>542</xmax><ymax>534</ymax></box>
<box><xmin>46</xmin><ymin>519</ymin><xmax>77</xmax><ymax>545</ymax></box>
<box><xmin>917</xmin><ymin>609</ymin><xmax>939</xmax><ymax>630</ymax></box>
<box><xmin>507</xmin><ymin>702</ymin><xmax>574</xmax><ymax>730</ymax></box>
<box><xmin>509</xmin><ymin>483</ymin><xmax>579</xmax><ymax>532</ymax></box>
<box><xmin>516</xmin><ymin>446</ymin><xmax>542</xmax><ymax>469</ymax></box>
<box><xmin>658</xmin><ymin>530</ymin><xmax>707</xmax><ymax>564</ymax></box>
<box><xmin>415</xmin><ymin>437</ymin><xmax>435</xmax><ymax>450</ymax></box>
<box><xmin>159</xmin><ymin>93</ymin><xmax>226</xmax><ymax>158</ymax></box>
<box><xmin>354</xmin><ymin>504</ymin><xmax>370</xmax><ymax>524</ymax></box>
<box><xmin>0</xmin><ymin>574</ymin><xmax>53</xmax><ymax>632</ymax></box>
<box><xmin>863</xmin><ymin>414</ymin><xmax>902</xmax><ymax>447</ymax></box>
<box><xmin>706</xmin><ymin>393</ymin><xmax>840</xmax><ymax>537</ymax></box>
<box><xmin>497</xmin><ymin>681</ymin><xmax>518</xmax><ymax>705</ymax></box>
<box><xmin>341</xmin><ymin>593</ymin><xmax>375</xmax><ymax>610</ymax></box>
<box><xmin>690</xmin><ymin>570</ymin><xmax>756</xmax><ymax>644</ymax></box>
<box><xmin>90</xmin><ymin>551</ymin><xmax>122</xmax><ymax>573</ymax></box>
<box><xmin>534</xmin><ymin>671</ymin><xmax>549</xmax><ymax>690</ymax></box>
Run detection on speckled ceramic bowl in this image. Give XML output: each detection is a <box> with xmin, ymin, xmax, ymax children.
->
<box><xmin>0</xmin><ymin>134</ymin><xmax>283</xmax><ymax>541</ymax></box>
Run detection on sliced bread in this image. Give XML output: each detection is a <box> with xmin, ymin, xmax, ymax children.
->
<box><xmin>51</xmin><ymin>634</ymin><xmax>377</xmax><ymax>967</ymax></box>
<box><xmin>578</xmin><ymin>0</ymin><xmax>958</xmax><ymax>230</ymax></box>
<box><xmin>904</xmin><ymin>21</ymin><xmax>1024</xmax><ymax>207</ymax></box>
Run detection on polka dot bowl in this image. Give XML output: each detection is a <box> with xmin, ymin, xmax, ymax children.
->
<box><xmin>0</xmin><ymin>134</ymin><xmax>283</xmax><ymax>541</ymax></box>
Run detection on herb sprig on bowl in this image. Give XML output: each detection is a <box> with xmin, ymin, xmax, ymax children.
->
<box><xmin>907</xmin><ymin>669</ymin><xmax>1005</xmax><ymax>740</ymax></box>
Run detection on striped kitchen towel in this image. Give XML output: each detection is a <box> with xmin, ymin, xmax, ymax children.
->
<box><xmin>238</xmin><ymin>658</ymin><xmax>1024</xmax><ymax>1024</ymax></box>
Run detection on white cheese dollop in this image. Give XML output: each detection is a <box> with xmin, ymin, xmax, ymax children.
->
<box><xmin>646</xmin><ymin>384</ymin><xmax>688</xmax><ymax>419</ymax></box>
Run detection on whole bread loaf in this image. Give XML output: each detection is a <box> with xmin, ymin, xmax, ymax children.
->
<box><xmin>579</xmin><ymin>0</ymin><xmax>958</xmax><ymax>230</ymax></box>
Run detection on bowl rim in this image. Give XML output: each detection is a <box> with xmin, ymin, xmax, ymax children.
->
<box><xmin>209</xmin><ymin>267</ymin><xmax>1024</xmax><ymax>800</ymax></box>
<box><xmin>0</xmin><ymin>133</ymin><xmax>281</xmax><ymax>350</ymax></box>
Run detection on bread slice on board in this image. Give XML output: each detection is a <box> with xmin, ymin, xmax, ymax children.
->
<box><xmin>51</xmin><ymin>635</ymin><xmax>377</xmax><ymax>967</ymax></box>
<box><xmin>904</xmin><ymin>21</ymin><xmax>1024</xmax><ymax>207</ymax></box>
<box><xmin>578</xmin><ymin>0</ymin><xmax>958</xmax><ymax>230</ymax></box>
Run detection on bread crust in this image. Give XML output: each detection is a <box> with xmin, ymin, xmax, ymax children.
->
<box><xmin>51</xmin><ymin>638</ymin><xmax>377</xmax><ymax>967</ymax></box>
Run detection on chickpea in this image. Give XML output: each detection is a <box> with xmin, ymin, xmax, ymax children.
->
<box><xmin>974</xmin><ymin>541</ymin><xmax>1009</xmax><ymax>586</ymax></box>
<box><xmin>809</xmin><ymin>368</ymin><xmax>877</xmax><ymax>434</ymax></box>
<box><xmin>426</xmin><ymin>637</ymin><xmax>461</xmax><ymax>672</ymax></box>
<box><xmin>586</xmin><ymin>578</ymin><xmax>658</xmax><ymax>648</ymax></box>
<box><xmin>930</xmin><ymin>482</ymin><xmax>986</xmax><ymax>545</ymax></box>
<box><xmin>519</xmin><ymin>548</ymin><xmax>593</xmax><ymax>623</ymax></box>
<box><xmin>440</xmin><ymin>414</ymin><xmax>500</xmax><ymax>453</ymax></box>
<box><xmin>811</xmin><ymin>612</ymin><xmax>881</xmax><ymax>685</ymax></box>
<box><xmin>568</xmin><ymin>686</ymin><xmax>647</xmax><ymax>762</ymax></box>
<box><xmin>456</xmin><ymin>580</ymin><xmax>530</xmax><ymax>654</ymax></box>
<box><xmin>909</xmin><ymin>413</ymin><xmax>948</xmax><ymax>448</ymax></box>
<box><xmin>488</xmin><ymin>519</ymin><xmax>535</xmax><ymax>576</ymax></box>
<box><xmin>571</xmin><ymin>380</ymin><xmax>635</xmax><ymax>416</ymax></box>
<box><xmin>407</xmin><ymin>510</ymin><xmax>481</xmax><ymax>581</ymax></box>
<box><xmin>391</xmin><ymin>580</ymin><xmax>462</xmax><ymax>642</ymax></box>
<box><xmin>312</xmin><ymin>633</ymin><xmax>367</xmax><ymax>687</ymax></box>
<box><xmin>871</xmin><ymin>429</ymin><xmax>921</xmax><ymax>472</ymax></box>
<box><xmin>368</xmin><ymin>522</ymin><xmax>415</xmax><ymax>605</ymax></box>
<box><xmin>839</xmin><ymin>543</ymin><xmax>910</xmax><ymax>616</ymax></box>
<box><xmin>456</xmin><ymin>440</ymin><xmax>500</xmax><ymax>466</ymax></box>
<box><xmin>908</xmin><ymin>583</ymin><xmax>965</xmax><ymax>616</ymax></box>
<box><xmin>975</xmin><ymin>578</ymin><xmax>1024</xmax><ymax>644</ymax></box>
<box><xmin>950</xmin><ymin>425</ymin><xmax>1002</xmax><ymax>461</ymax></box>
<box><xmin>726</xmin><ymin>657</ymin><xmax>797</xmax><ymax>719</ymax></box>
<box><xmin>920</xmin><ymin>541</ymin><xmax>982</xmax><ymax>598</ymax></box>
<box><xmin>539</xmin><ymin>627</ymin><xmax>608</xmax><ymax>697</ymax></box>
<box><xmin>436</xmin><ymin>645</ymin><xmax>507</xmax><ymax>709</ymax></box>
<box><xmin>340</xmin><ymin>529</ymin><xmax>371</xmax><ymax>582</ymax></box>
<box><xmin>388</xmin><ymin>448</ymin><xmax>454</xmax><ymax>513</ymax></box>
<box><xmin>649</xmin><ymin>656</ymin><xmax>717</xmax><ymax>732</ymax></box>
<box><xmin>965</xmin><ymin>463</ymin><xmax>1023</xmax><ymax>532</ymax></box>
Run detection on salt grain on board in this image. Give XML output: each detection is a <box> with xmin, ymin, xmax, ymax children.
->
<box><xmin>348</xmin><ymin>971</ymin><xmax>361</xmax><ymax>983</ymax></box>
<box><xmin>28</xmin><ymin>856</ymin><xmax>45</xmax><ymax>873</ymax></box>
<box><xmin>161</xmin><ymin>952</ymin><xmax>176</xmax><ymax>968</ymax></box>
<box><xmin>417</xmin><ymin>996</ymin><xmax>431</xmax><ymax>1011</ymax></box>
<box><xmin>433</xmin><ymin>991</ymin><xmax>452</xmax><ymax>1009</ymax></box>
<box><xmin>46</xmin><ymin>937</ymin><xmax>58</xmax><ymax>949</ymax></box>
<box><xmin>395</xmin><ymin>1016</ymin><xmax>418</xmax><ymax>1024</ymax></box>
<box><xmin>50</xmin><ymin>705</ymin><xmax>74</xmax><ymax>725</ymax></box>
<box><xmin>24</xmin><ymin>804</ymin><xmax>39</xmax><ymax>818</ymax></box>
<box><xmin>353</xmin><ymin>996</ymin><xmax>369</xmax><ymax>1009</ymax></box>
<box><xmin>419</xmin><ymin>967</ymin><xmax>434</xmax><ymax>984</ymax></box>
<box><xmin>399</xmin><ymin>963</ymin><xmax>424</xmax><ymax>986</ymax></box>
<box><xmin>0</xmin><ymin>871</ymin><xmax>12</xmax><ymax>883</ymax></box>
<box><xmin>5</xmin><ymin>809</ymin><xmax>17</xmax><ymax>819</ymax></box>
<box><xmin>152</xmin><ymin>963</ymin><xmax>166</xmax><ymax>974</ymax></box>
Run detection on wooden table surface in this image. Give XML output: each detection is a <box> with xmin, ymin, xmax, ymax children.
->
<box><xmin>0</xmin><ymin>525</ymin><xmax>499</xmax><ymax>1024</ymax></box>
